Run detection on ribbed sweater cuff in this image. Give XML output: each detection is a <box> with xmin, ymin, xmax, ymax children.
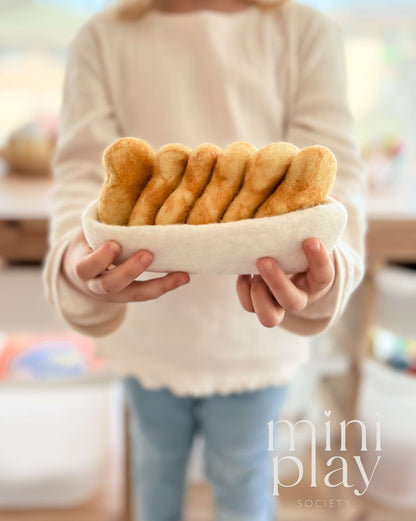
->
<box><xmin>42</xmin><ymin>227</ymin><xmax>127</xmax><ymax>337</ymax></box>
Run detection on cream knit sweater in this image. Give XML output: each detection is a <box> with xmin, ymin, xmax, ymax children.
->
<box><xmin>43</xmin><ymin>2</ymin><xmax>366</xmax><ymax>396</ymax></box>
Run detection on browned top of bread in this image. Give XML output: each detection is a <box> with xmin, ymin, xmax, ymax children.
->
<box><xmin>97</xmin><ymin>138</ymin><xmax>337</xmax><ymax>226</ymax></box>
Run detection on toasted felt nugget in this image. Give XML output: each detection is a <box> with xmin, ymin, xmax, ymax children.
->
<box><xmin>255</xmin><ymin>145</ymin><xmax>337</xmax><ymax>218</ymax></box>
<box><xmin>155</xmin><ymin>143</ymin><xmax>220</xmax><ymax>225</ymax></box>
<box><xmin>128</xmin><ymin>143</ymin><xmax>191</xmax><ymax>225</ymax></box>
<box><xmin>222</xmin><ymin>142</ymin><xmax>299</xmax><ymax>222</ymax></box>
<box><xmin>186</xmin><ymin>142</ymin><xmax>257</xmax><ymax>225</ymax></box>
<box><xmin>98</xmin><ymin>137</ymin><xmax>155</xmax><ymax>225</ymax></box>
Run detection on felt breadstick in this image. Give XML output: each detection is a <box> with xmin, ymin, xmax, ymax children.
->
<box><xmin>155</xmin><ymin>143</ymin><xmax>220</xmax><ymax>225</ymax></box>
<box><xmin>222</xmin><ymin>142</ymin><xmax>299</xmax><ymax>222</ymax></box>
<box><xmin>186</xmin><ymin>141</ymin><xmax>256</xmax><ymax>225</ymax></box>
<box><xmin>128</xmin><ymin>143</ymin><xmax>191</xmax><ymax>225</ymax></box>
<box><xmin>255</xmin><ymin>145</ymin><xmax>337</xmax><ymax>218</ymax></box>
<box><xmin>98</xmin><ymin>137</ymin><xmax>155</xmax><ymax>225</ymax></box>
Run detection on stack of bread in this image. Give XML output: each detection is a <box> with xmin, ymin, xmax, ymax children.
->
<box><xmin>97</xmin><ymin>137</ymin><xmax>337</xmax><ymax>226</ymax></box>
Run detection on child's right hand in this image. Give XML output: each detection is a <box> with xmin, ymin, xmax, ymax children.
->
<box><xmin>61</xmin><ymin>229</ymin><xmax>190</xmax><ymax>302</ymax></box>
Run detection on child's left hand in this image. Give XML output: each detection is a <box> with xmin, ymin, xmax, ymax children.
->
<box><xmin>236</xmin><ymin>238</ymin><xmax>335</xmax><ymax>328</ymax></box>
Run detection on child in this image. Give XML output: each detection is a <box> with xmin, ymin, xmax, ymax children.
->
<box><xmin>43</xmin><ymin>0</ymin><xmax>366</xmax><ymax>519</ymax></box>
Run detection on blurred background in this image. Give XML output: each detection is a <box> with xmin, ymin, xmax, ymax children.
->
<box><xmin>0</xmin><ymin>1</ymin><xmax>415</xmax><ymax>520</ymax></box>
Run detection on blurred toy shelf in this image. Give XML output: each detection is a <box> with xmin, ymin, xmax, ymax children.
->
<box><xmin>0</xmin><ymin>123</ymin><xmax>127</xmax><ymax>520</ymax></box>
<box><xmin>0</xmin><ymin>198</ymin><xmax>128</xmax><ymax>521</ymax></box>
<box><xmin>366</xmin><ymin>191</ymin><xmax>416</xmax><ymax>263</ymax></box>
<box><xmin>0</xmin><ymin>162</ymin><xmax>52</xmax><ymax>262</ymax></box>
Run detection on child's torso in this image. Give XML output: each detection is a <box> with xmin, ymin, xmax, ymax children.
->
<box><xmin>98</xmin><ymin>7</ymin><xmax>291</xmax><ymax>149</ymax></box>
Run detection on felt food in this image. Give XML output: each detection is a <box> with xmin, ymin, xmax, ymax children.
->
<box><xmin>156</xmin><ymin>143</ymin><xmax>220</xmax><ymax>225</ymax></box>
<box><xmin>98</xmin><ymin>138</ymin><xmax>337</xmax><ymax>225</ymax></box>
<box><xmin>83</xmin><ymin>138</ymin><xmax>347</xmax><ymax>275</ymax></box>
<box><xmin>255</xmin><ymin>145</ymin><xmax>337</xmax><ymax>218</ymax></box>
<box><xmin>222</xmin><ymin>142</ymin><xmax>299</xmax><ymax>222</ymax></box>
<box><xmin>97</xmin><ymin>137</ymin><xmax>154</xmax><ymax>225</ymax></box>
<box><xmin>129</xmin><ymin>143</ymin><xmax>191</xmax><ymax>225</ymax></box>
<box><xmin>187</xmin><ymin>142</ymin><xmax>256</xmax><ymax>224</ymax></box>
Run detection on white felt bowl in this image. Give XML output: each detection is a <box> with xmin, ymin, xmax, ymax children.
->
<box><xmin>82</xmin><ymin>197</ymin><xmax>347</xmax><ymax>275</ymax></box>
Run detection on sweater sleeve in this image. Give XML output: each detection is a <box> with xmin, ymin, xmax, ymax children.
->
<box><xmin>42</xmin><ymin>18</ymin><xmax>127</xmax><ymax>337</ymax></box>
<box><xmin>279</xmin><ymin>6</ymin><xmax>367</xmax><ymax>336</ymax></box>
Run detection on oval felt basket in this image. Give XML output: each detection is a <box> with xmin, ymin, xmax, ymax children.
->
<box><xmin>82</xmin><ymin>197</ymin><xmax>347</xmax><ymax>275</ymax></box>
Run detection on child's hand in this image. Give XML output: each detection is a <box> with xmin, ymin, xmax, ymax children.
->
<box><xmin>61</xmin><ymin>229</ymin><xmax>190</xmax><ymax>302</ymax></box>
<box><xmin>236</xmin><ymin>238</ymin><xmax>335</xmax><ymax>328</ymax></box>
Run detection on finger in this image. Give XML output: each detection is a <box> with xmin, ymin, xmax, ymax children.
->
<box><xmin>87</xmin><ymin>250</ymin><xmax>153</xmax><ymax>295</ymax></box>
<box><xmin>250</xmin><ymin>275</ymin><xmax>285</xmax><ymax>328</ymax></box>
<box><xmin>76</xmin><ymin>241</ymin><xmax>121</xmax><ymax>280</ymax></box>
<box><xmin>303</xmin><ymin>239</ymin><xmax>334</xmax><ymax>294</ymax></box>
<box><xmin>119</xmin><ymin>272</ymin><xmax>190</xmax><ymax>302</ymax></box>
<box><xmin>257</xmin><ymin>258</ymin><xmax>308</xmax><ymax>312</ymax></box>
<box><xmin>236</xmin><ymin>275</ymin><xmax>255</xmax><ymax>313</ymax></box>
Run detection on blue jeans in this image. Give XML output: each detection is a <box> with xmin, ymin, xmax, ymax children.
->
<box><xmin>124</xmin><ymin>377</ymin><xmax>288</xmax><ymax>521</ymax></box>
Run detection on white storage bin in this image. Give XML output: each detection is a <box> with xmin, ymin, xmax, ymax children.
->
<box><xmin>374</xmin><ymin>265</ymin><xmax>416</xmax><ymax>339</ymax></box>
<box><xmin>0</xmin><ymin>378</ymin><xmax>122</xmax><ymax>509</ymax></box>
<box><xmin>357</xmin><ymin>358</ymin><xmax>416</xmax><ymax>509</ymax></box>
